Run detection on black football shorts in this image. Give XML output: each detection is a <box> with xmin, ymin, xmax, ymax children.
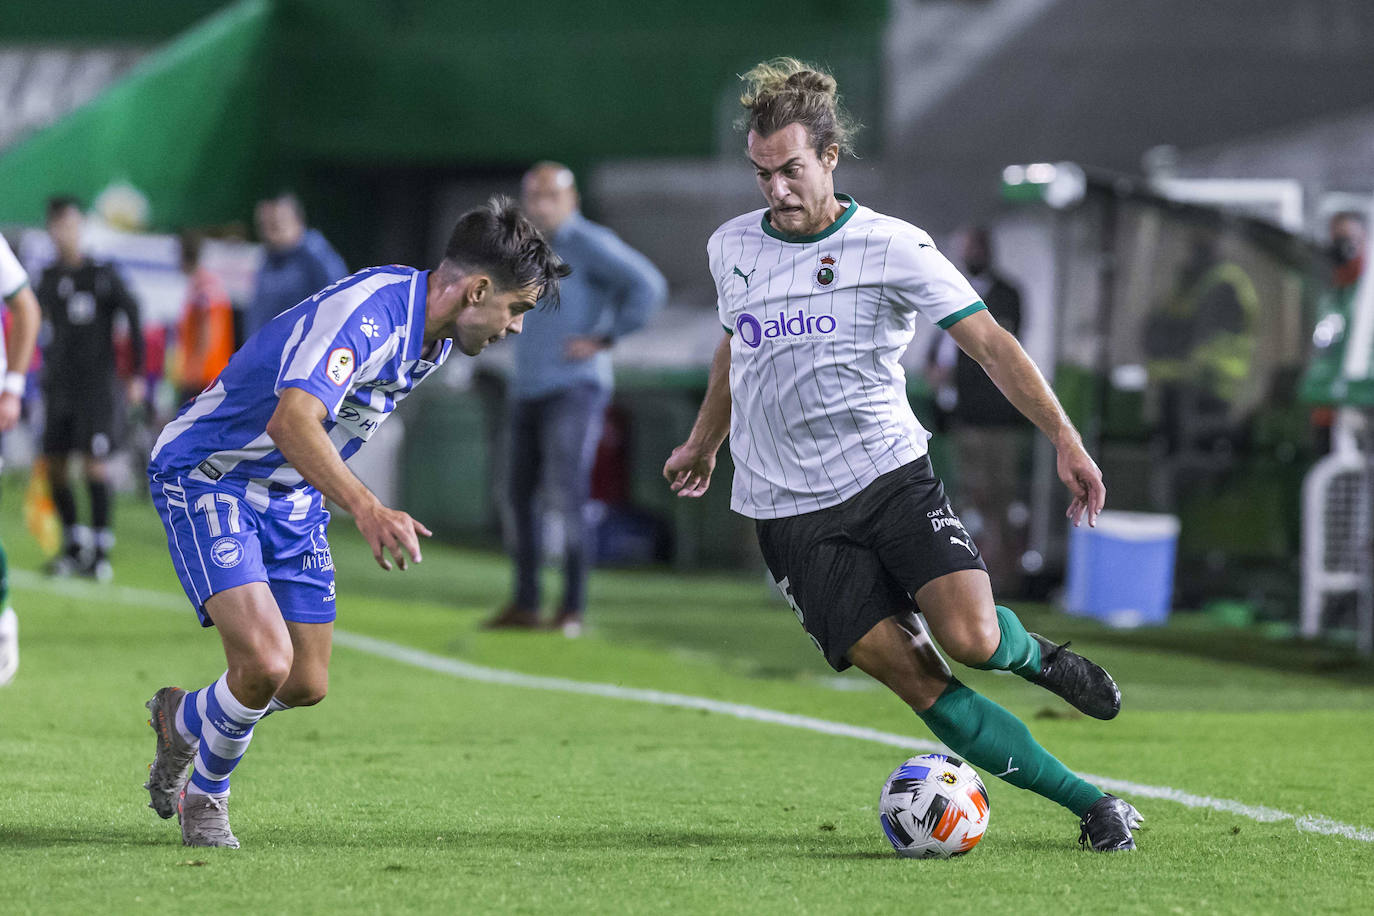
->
<box><xmin>754</xmin><ymin>456</ymin><xmax>986</xmax><ymax>671</ymax></box>
<box><xmin>42</xmin><ymin>392</ymin><xmax>117</xmax><ymax>458</ymax></box>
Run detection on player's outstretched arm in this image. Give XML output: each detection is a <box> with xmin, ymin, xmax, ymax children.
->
<box><xmin>0</xmin><ymin>284</ymin><xmax>40</xmax><ymax>432</ymax></box>
<box><xmin>946</xmin><ymin>310</ymin><xmax>1105</xmax><ymax>527</ymax></box>
<box><xmin>266</xmin><ymin>388</ymin><xmax>431</xmax><ymax>570</ymax></box>
<box><xmin>663</xmin><ymin>332</ymin><xmax>732</xmax><ymax>499</ymax></box>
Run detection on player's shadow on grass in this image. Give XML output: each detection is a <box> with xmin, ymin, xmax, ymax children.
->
<box><xmin>437</xmin><ymin>827</ymin><xmax>742</xmax><ymax>850</ymax></box>
<box><xmin>233</xmin><ymin>824</ymin><xmax>810</xmax><ymax>851</ymax></box>
<box><xmin>809</xmin><ymin>851</ymin><xmax>893</xmax><ymax>860</ymax></box>
<box><xmin>0</xmin><ymin>825</ymin><xmax>171</xmax><ymax>849</ymax></box>
<box><xmin>808</xmin><ymin>837</ymin><xmax>1075</xmax><ymax>859</ymax></box>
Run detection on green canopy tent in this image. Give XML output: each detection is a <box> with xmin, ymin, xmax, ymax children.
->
<box><xmin>0</xmin><ymin>0</ymin><xmax>273</xmax><ymax>229</ymax></box>
<box><xmin>0</xmin><ymin>0</ymin><xmax>886</xmax><ymax>248</ymax></box>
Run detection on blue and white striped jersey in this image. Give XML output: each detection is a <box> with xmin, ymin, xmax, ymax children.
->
<box><xmin>149</xmin><ymin>266</ymin><xmax>451</xmax><ymax>520</ymax></box>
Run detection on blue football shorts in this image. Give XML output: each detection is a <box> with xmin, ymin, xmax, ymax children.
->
<box><xmin>150</xmin><ymin>473</ymin><xmax>337</xmax><ymax>627</ymax></box>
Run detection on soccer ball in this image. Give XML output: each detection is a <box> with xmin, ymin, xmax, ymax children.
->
<box><xmin>879</xmin><ymin>754</ymin><xmax>990</xmax><ymax>858</ymax></box>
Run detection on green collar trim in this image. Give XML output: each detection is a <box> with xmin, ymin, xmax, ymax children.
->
<box><xmin>761</xmin><ymin>194</ymin><xmax>857</xmax><ymax>243</ymax></box>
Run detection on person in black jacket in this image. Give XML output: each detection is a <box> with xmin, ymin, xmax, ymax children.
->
<box><xmin>36</xmin><ymin>197</ymin><xmax>146</xmax><ymax>580</ymax></box>
<box><xmin>925</xmin><ymin>227</ymin><xmax>1028</xmax><ymax>594</ymax></box>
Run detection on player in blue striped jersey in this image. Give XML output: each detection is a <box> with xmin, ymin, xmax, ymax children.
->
<box><xmin>143</xmin><ymin>197</ymin><xmax>569</xmax><ymax>848</ymax></box>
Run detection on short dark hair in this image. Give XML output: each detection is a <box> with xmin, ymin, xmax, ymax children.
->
<box><xmin>442</xmin><ymin>195</ymin><xmax>571</xmax><ymax>306</ymax></box>
<box><xmin>46</xmin><ymin>195</ymin><xmax>83</xmax><ymax>220</ymax></box>
<box><xmin>265</xmin><ymin>190</ymin><xmax>305</xmax><ymax>223</ymax></box>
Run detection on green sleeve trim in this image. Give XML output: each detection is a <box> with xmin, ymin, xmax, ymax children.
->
<box><xmin>2</xmin><ymin>279</ymin><xmax>28</xmax><ymax>301</ymax></box>
<box><xmin>936</xmin><ymin>300</ymin><xmax>987</xmax><ymax>329</ymax></box>
<box><xmin>722</xmin><ymin>324</ymin><xmax>734</xmax><ymax>335</ymax></box>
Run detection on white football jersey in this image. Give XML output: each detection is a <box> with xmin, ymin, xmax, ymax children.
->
<box><xmin>0</xmin><ymin>234</ymin><xmax>31</xmax><ymax>375</ymax></box>
<box><xmin>710</xmin><ymin>195</ymin><xmax>986</xmax><ymax>519</ymax></box>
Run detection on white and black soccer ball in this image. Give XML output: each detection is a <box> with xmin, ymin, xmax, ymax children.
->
<box><xmin>879</xmin><ymin>753</ymin><xmax>990</xmax><ymax>858</ymax></box>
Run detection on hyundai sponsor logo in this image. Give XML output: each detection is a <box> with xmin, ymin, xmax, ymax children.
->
<box><xmin>734</xmin><ymin>310</ymin><xmax>838</xmax><ymax>349</ymax></box>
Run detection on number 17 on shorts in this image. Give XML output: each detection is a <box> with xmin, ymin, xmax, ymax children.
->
<box><xmin>152</xmin><ymin>477</ymin><xmax>270</xmax><ymax>624</ymax></box>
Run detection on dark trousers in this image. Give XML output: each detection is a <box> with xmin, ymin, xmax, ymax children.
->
<box><xmin>507</xmin><ymin>384</ymin><xmax>610</xmax><ymax>614</ymax></box>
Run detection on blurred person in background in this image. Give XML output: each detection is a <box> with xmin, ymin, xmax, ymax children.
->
<box><xmin>924</xmin><ymin>227</ymin><xmax>1027</xmax><ymax>594</ymax></box>
<box><xmin>245</xmin><ymin>192</ymin><xmax>347</xmax><ymax>338</ymax></box>
<box><xmin>36</xmin><ymin>196</ymin><xmax>146</xmax><ymax>581</ymax></box>
<box><xmin>171</xmin><ymin>230</ymin><xmax>236</xmax><ymax>406</ymax></box>
<box><xmin>1144</xmin><ymin>231</ymin><xmax>1257</xmax><ymax>455</ymax></box>
<box><xmin>1303</xmin><ymin>210</ymin><xmax>1367</xmax><ymax>449</ymax></box>
<box><xmin>0</xmin><ymin>232</ymin><xmax>42</xmax><ymax>685</ymax></box>
<box><xmin>663</xmin><ymin>57</ymin><xmax>1140</xmax><ymax>851</ymax></box>
<box><xmin>485</xmin><ymin>162</ymin><xmax>667</xmax><ymax>637</ymax></box>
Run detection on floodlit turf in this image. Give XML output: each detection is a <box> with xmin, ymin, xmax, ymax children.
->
<box><xmin>2</xmin><ymin>485</ymin><xmax>1373</xmax><ymax>914</ymax></box>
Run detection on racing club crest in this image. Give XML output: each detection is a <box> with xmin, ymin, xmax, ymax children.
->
<box><xmin>814</xmin><ymin>254</ymin><xmax>837</xmax><ymax>290</ymax></box>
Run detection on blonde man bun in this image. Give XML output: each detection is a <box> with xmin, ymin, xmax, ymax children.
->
<box><xmin>737</xmin><ymin>57</ymin><xmax>859</xmax><ymax>157</ymax></box>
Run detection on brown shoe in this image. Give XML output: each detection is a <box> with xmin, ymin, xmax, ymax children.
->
<box><xmin>483</xmin><ymin>604</ymin><xmax>540</xmax><ymax>629</ymax></box>
<box><xmin>547</xmin><ymin>609</ymin><xmax>584</xmax><ymax>638</ymax></box>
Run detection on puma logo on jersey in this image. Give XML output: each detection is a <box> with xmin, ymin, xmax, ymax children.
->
<box><xmin>951</xmin><ymin>535</ymin><xmax>976</xmax><ymax>555</ymax></box>
<box><xmin>732</xmin><ymin>266</ymin><xmax>756</xmax><ymax>287</ymax></box>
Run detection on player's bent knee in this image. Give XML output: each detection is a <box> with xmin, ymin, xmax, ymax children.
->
<box><xmin>280</xmin><ymin>684</ymin><xmax>328</xmax><ymax>707</ymax></box>
<box><xmin>848</xmin><ymin>620</ymin><xmax>950</xmax><ymax>711</ymax></box>
<box><xmin>886</xmin><ymin>668</ymin><xmax>950</xmax><ymax>713</ymax></box>
<box><xmin>942</xmin><ymin>619</ymin><xmax>1002</xmax><ymax>667</ymax></box>
<box><xmin>296</xmin><ymin>689</ymin><xmax>327</xmax><ymax>707</ymax></box>
<box><xmin>230</xmin><ymin>652</ymin><xmax>294</xmax><ymax>700</ymax></box>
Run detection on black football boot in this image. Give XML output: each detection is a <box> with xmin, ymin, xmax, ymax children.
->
<box><xmin>1027</xmin><ymin>634</ymin><xmax>1122</xmax><ymax>720</ymax></box>
<box><xmin>1079</xmin><ymin>794</ymin><xmax>1143</xmax><ymax>851</ymax></box>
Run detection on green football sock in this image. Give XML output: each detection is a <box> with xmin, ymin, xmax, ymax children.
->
<box><xmin>970</xmin><ymin>604</ymin><xmax>1041</xmax><ymax>678</ymax></box>
<box><xmin>916</xmin><ymin>679</ymin><xmax>1105</xmax><ymax>816</ymax></box>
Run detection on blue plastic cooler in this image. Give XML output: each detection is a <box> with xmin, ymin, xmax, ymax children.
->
<box><xmin>1064</xmin><ymin>511</ymin><xmax>1180</xmax><ymax>628</ymax></box>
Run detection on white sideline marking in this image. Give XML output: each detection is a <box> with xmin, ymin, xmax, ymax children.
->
<box><xmin>15</xmin><ymin>569</ymin><xmax>1374</xmax><ymax>844</ymax></box>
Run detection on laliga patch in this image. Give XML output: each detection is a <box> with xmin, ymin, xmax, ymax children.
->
<box><xmin>210</xmin><ymin>536</ymin><xmax>244</xmax><ymax>569</ymax></box>
<box><xmin>326</xmin><ymin>347</ymin><xmax>355</xmax><ymax>386</ymax></box>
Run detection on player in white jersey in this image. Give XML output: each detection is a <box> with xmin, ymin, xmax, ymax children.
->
<box><xmin>0</xmin><ymin>234</ymin><xmax>42</xmax><ymax>686</ymax></box>
<box><xmin>142</xmin><ymin>198</ymin><xmax>569</xmax><ymax>847</ymax></box>
<box><xmin>664</xmin><ymin>59</ymin><xmax>1142</xmax><ymax>851</ymax></box>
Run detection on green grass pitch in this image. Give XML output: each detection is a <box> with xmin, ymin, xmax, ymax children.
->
<box><xmin>2</xmin><ymin>485</ymin><xmax>1373</xmax><ymax>914</ymax></box>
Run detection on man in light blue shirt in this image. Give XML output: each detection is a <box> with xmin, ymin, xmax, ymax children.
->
<box><xmin>246</xmin><ymin>192</ymin><xmax>348</xmax><ymax>337</ymax></box>
<box><xmin>487</xmin><ymin>162</ymin><xmax>667</xmax><ymax>635</ymax></box>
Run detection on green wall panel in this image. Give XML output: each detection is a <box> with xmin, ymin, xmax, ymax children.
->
<box><xmin>0</xmin><ymin>0</ymin><xmax>273</xmax><ymax>227</ymax></box>
<box><xmin>0</xmin><ymin>0</ymin><xmax>886</xmax><ymax>230</ymax></box>
<box><xmin>0</xmin><ymin>1</ymin><xmax>234</xmax><ymax>41</ymax></box>
<box><xmin>271</xmin><ymin>0</ymin><xmax>886</xmax><ymax>162</ymax></box>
